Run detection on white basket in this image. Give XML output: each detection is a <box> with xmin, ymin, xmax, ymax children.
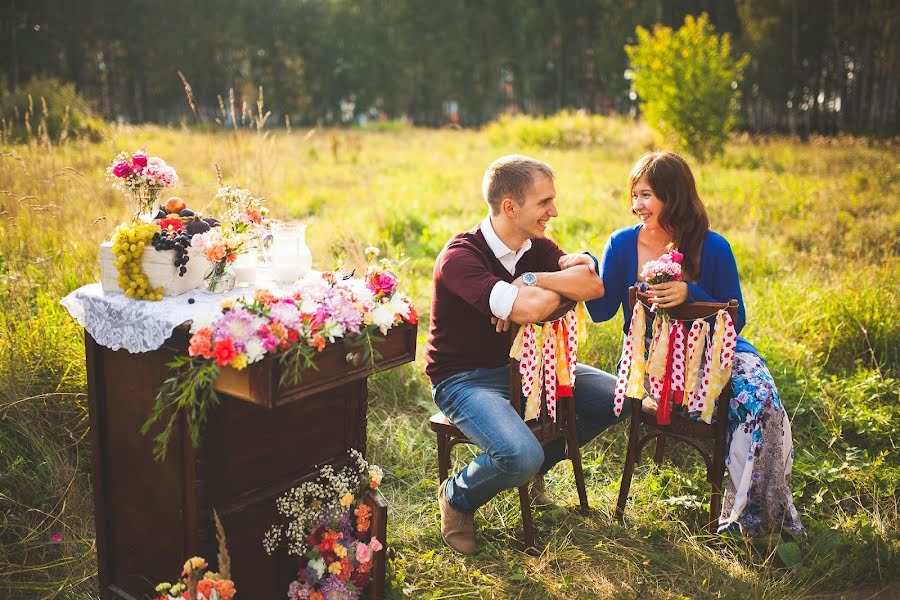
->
<box><xmin>99</xmin><ymin>241</ymin><xmax>209</xmax><ymax>297</ymax></box>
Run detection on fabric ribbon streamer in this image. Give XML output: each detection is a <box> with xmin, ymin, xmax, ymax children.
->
<box><xmin>699</xmin><ymin>310</ymin><xmax>737</xmax><ymax>424</ymax></box>
<box><xmin>509</xmin><ymin>308</ymin><xmax>582</xmax><ymax>423</ymax></box>
<box><xmin>613</xmin><ymin>301</ymin><xmax>647</xmax><ymax>416</ymax></box>
<box><xmin>684</xmin><ymin>320</ymin><xmax>709</xmax><ymax>411</ymax></box>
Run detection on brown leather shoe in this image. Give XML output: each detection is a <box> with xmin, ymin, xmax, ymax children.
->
<box><xmin>530</xmin><ymin>474</ymin><xmax>556</xmax><ymax>507</ymax></box>
<box><xmin>438</xmin><ymin>479</ymin><xmax>475</xmax><ymax>555</ymax></box>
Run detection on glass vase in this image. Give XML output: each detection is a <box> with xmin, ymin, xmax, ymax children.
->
<box><xmin>204</xmin><ymin>262</ymin><xmax>237</xmax><ymax>294</ymax></box>
<box><xmin>128</xmin><ymin>185</ymin><xmax>164</xmax><ymax>222</ymax></box>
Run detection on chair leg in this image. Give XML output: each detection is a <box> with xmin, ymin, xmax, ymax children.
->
<box><xmin>565</xmin><ymin>399</ymin><xmax>589</xmax><ymax>514</ymax></box>
<box><xmin>708</xmin><ymin>430</ymin><xmax>728</xmax><ymax>534</ymax></box>
<box><xmin>653</xmin><ymin>436</ymin><xmax>665</xmax><ymax>466</ymax></box>
<box><xmin>615</xmin><ymin>399</ymin><xmax>642</xmax><ymax>523</ymax></box>
<box><xmin>518</xmin><ymin>483</ymin><xmax>536</xmax><ymax>552</ymax></box>
<box><xmin>437</xmin><ymin>433</ymin><xmax>450</xmax><ymax>484</ymax></box>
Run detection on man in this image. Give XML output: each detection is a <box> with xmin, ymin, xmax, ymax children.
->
<box><xmin>425</xmin><ymin>154</ymin><xmax>626</xmax><ymax>555</ymax></box>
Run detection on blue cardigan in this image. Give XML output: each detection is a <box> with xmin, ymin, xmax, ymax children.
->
<box><xmin>585</xmin><ymin>224</ymin><xmax>758</xmax><ymax>356</ymax></box>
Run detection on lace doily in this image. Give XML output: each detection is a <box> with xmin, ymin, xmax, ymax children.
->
<box><xmin>61</xmin><ymin>283</ymin><xmax>262</xmax><ymax>353</ymax></box>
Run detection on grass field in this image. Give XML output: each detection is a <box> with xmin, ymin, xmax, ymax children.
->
<box><xmin>1</xmin><ymin>116</ymin><xmax>898</xmax><ymax>599</ymax></box>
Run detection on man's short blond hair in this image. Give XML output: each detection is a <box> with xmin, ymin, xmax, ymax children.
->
<box><xmin>482</xmin><ymin>154</ymin><xmax>555</xmax><ymax>215</ymax></box>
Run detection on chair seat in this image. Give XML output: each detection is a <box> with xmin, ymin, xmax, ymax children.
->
<box><xmin>429</xmin><ymin>411</ymin><xmax>464</xmax><ymax>437</ymax></box>
<box><xmin>637</xmin><ymin>396</ymin><xmax>720</xmax><ymax>439</ymax></box>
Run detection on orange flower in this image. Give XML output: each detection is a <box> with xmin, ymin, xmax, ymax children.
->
<box><xmin>338</xmin><ymin>557</ymin><xmax>352</xmax><ymax>581</ymax></box>
<box><xmin>188</xmin><ymin>327</ymin><xmax>214</xmax><ymax>358</ymax></box>
<box><xmin>309</xmin><ymin>592</ymin><xmax>325</xmax><ymax>600</ymax></box>
<box><xmin>254</xmin><ymin>289</ymin><xmax>275</xmax><ymax>304</ymax></box>
<box><xmin>215</xmin><ymin>581</ymin><xmax>236</xmax><ymax>600</ymax></box>
<box><xmin>308</xmin><ymin>333</ymin><xmax>326</xmax><ymax>351</ymax></box>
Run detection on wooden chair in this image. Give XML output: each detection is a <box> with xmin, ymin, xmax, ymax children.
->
<box><xmin>615</xmin><ymin>287</ymin><xmax>738</xmax><ymax>534</ymax></box>
<box><xmin>429</xmin><ymin>322</ymin><xmax>589</xmax><ymax>551</ymax></box>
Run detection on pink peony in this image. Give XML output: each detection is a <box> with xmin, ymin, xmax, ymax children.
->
<box><xmin>131</xmin><ymin>151</ymin><xmax>148</xmax><ymax>170</ymax></box>
<box><xmin>112</xmin><ymin>160</ymin><xmax>133</xmax><ymax>178</ymax></box>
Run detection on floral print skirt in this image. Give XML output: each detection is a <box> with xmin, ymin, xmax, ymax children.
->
<box><xmin>717</xmin><ymin>351</ymin><xmax>805</xmax><ymax>536</ymax></box>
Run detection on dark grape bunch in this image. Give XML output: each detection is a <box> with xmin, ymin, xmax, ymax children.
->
<box><xmin>151</xmin><ymin>228</ymin><xmax>193</xmax><ymax>277</ymax></box>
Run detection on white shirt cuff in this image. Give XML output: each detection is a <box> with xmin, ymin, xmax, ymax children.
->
<box><xmin>489</xmin><ymin>281</ymin><xmax>519</xmax><ymax>320</ymax></box>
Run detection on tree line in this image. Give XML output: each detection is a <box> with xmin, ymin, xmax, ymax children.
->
<box><xmin>1</xmin><ymin>0</ymin><xmax>897</xmax><ymax>135</ymax></box>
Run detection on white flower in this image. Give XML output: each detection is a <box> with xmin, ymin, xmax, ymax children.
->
<box><xmin>388</xmin><ymin>294</ymin><xmax>411</xmax><ymax>320</ymax></box>
<box><xmin>189</xmin><ymin>312</ymin><xmax>216</xmax><ymax>333</ymax></box>
<box><xmin>370</xmin><ymin>303</ymin><xmax>395</xmax><ymax>334</ymax></box>
<box><xmin>244</xmin><ymin>339</ymin><xmax>266</xmax><ymax>364</ymax></box>
<box><xmin>309</xmin><ymin>558</ymin><xmax>326</xmax><ymax>577</ymax></box>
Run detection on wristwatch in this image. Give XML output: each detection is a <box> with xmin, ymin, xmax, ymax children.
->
<box><xmin>522</xmin><ymin>272</ymin><xmax>538</xmax><ymax>286</ymax></box>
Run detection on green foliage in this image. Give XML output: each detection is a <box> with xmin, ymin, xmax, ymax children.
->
<box><xmin>627</xmin><ymin>14</ymin><xmax>749</xmax><ymax>161</ymax></box>
<box><xmin>0</xmin><ymin>77</ymin><xmax>105</xmax><ymax>144</ymax></box>
<box><xmin>142</xmin><ymin>357</ymin><xmax>221</xmax><ymax>462</ymax></box>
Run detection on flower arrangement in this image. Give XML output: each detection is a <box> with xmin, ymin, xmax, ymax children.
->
<box><xmin>263</xmin><ymin>449</ymin><xmax>385</xmax><ymax>600</ymax></box>
<box><xmin>142</xmin><ymin>256</ymin><xmax>418</xmax><ymax>461</ymax></box>
<box><xmin>107</xmin><ymin>150</ymin><xmax>178</xmax><ymax>220</ymax></box>
<box><xmin>640</xmin><ymin>247</ymin><xmax>683</xmax><ymax>317</ymax></box>
<box><xmin>153</xmin><ymin>556</ymin><xmax>236</xmax><ymax>600</ymax></box>
<box><xmin>192</xmin><ymin>183</ymin><xmax>275</xmax><ymax>292</ymax></box>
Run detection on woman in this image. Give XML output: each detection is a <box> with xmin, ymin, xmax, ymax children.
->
<box><xmin>569</xmin><ymin>151</ymin><xmax>804</xmax><ymax>536</ymax></box>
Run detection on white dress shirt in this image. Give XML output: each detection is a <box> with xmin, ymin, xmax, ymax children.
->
<box><xmin>481</xmin><ymin>215</ymin><xmax>532</xmax><ymax>320</ymax></box>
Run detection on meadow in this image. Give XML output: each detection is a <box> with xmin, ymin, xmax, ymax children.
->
<box><xmin>0</xmin><ymin>114</ymin><xmax>897</xmax><ymax>599</ymax></box>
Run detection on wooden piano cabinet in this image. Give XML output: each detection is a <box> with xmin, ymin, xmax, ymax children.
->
<box><xmin>86</xmin><ymin>322</ymin><xmax>416</xmax><ymax>599</ymax></box>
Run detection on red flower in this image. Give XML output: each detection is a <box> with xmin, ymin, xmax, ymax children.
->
<box><xmin>212</xmin><ymin>337</ymin><xmax>238</xmax><ymax>366</ymax></box>
<box><xmin>158</xmin><ymin>218</ymin><xmax>184</xmax><ymax>230</ymax></box>
<box><xmin>405</xmin><ymin>304</ymin><xmax>419</xmax><ymax>324</ymax></box>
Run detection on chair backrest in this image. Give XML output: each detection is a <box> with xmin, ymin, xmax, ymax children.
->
<box><xmin>628</xmin><ymin>287</ymin><xmax>739</xmax><ymax>427</ymax></box>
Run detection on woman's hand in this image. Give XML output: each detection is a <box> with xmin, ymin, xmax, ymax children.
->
<box><xmin>649</xmin><ymin>281</ymin><xmax>688</xmax><ymax>309</ymax></box>
<box><xmin>558</xmin><ymin>253</ymin><xmax>594</xmax><ymax>270</ymax></box>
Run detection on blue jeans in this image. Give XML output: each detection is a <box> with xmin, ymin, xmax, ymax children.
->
<box><xmin>432</xmin><ymin>363</ymin><xmax>628</xmax><ymax>513</ymax></box>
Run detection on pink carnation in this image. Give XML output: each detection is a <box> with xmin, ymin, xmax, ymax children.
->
<box><xmin>112</xmin><ymin>161</ymin><xmax>133</xmax><ymax>178</ymax></box>
<box><xmin>132</xmin><ymin>151</ymin><xmax>148</xmax><ymax>170</ymax></box>
<box><xmin>355</xmin><ymin>542</ymin><xmax>372</xmax><ymax>563</ymax></box>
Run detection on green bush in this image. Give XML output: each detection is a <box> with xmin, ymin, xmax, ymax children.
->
<box><xmin>0</xmin><ymin>76</ymin><xmax>105</xmax><ymax>144</ymax></box>
<box><xmin>626</xmin><ymin>13</ymin><xmax>749</xmax><ymax>161</ymax></box>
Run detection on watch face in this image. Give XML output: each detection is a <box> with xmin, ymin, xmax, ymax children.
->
<box><xmin>523</xmin><ymin>272</ymin><xmax>537</xmax><ymax>285</ymax></box>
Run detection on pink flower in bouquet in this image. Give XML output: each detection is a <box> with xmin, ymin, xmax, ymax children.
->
<box><xmin>670</xmin><ymin>250</ymin><xmax>684</xmax><ymax>264</ymax></box>
<box><xmin>132</xmin><ymin>151</ymin><xmax>148</xmax><ymax>170</ymax></box>
<box><xmin>366</xmin><ymin>269</ymin><xmax>397</xmax><ymax>297</ymax></box>
<box><xmin>112</xmin><ymin>160</ymin><xmax>133</xmax><ymax>178</ymax></box>
<box><xmin>355</xmin><ymin>541</ymin><xmax>372</xmax><ymax>563</ymax></box>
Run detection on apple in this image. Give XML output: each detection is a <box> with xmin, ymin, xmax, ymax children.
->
<box><xmin>164</xmin><ymin>196</ymin><xmax>186</xmax><ymax>214</ymax></box>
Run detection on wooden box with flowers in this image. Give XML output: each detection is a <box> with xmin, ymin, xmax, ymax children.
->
<box><xmin>87</xmin><ymin>260</ymin><xmax>417</xmax><ymax>599</ymax></box>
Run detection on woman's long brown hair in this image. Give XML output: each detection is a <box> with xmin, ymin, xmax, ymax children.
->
<box><xmin>628</xmin><ymin>152</ymin><xmax>709</xmax><ymax>280</ymax></box>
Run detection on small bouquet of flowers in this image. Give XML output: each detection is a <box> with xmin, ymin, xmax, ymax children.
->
<box><xmin>153</xmin><ymin>556</ymin><xmax>236</xmax><ymax>600</ymax></box>
<box><xmin>191</xmin><ymin>227</ymin><xmax>253</xmax><ymax>293</ymax></box>
<box><xmin>640</xmin><ymin>247</ymin><xmax>684</xmax><ymax>318</ymax></box>
<box><xmin>214</xmin><ymin>184</ymin><xmax>275</xmax><ymax>255</ymax></box>
<box><xmin>106</xmin><ymin>150</ymin><xmax>178</xmax><ymax>220</ymax></box>
<box><xmin>263</xmin><ymin>449</ymin><xmax>385</xmax><ymax>600</ymax></box>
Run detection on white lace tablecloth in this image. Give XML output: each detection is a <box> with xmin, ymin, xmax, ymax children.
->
<box><xmin>61</xmin><ymin>283</ymin><xmax>266</xmax><ymax>353</ymax></box>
